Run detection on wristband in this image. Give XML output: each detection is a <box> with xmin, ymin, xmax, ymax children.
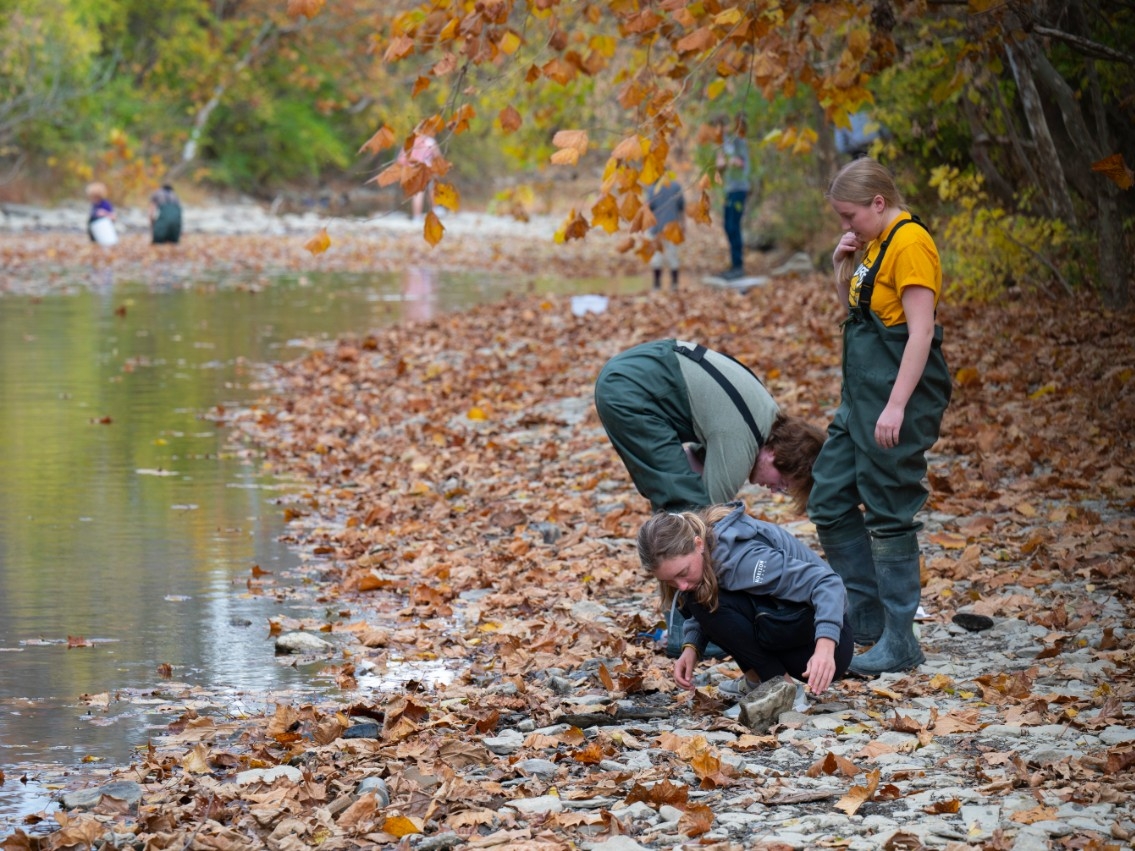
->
<box><xmin>681</xmin><ymin>643</ymin><xmax>701</xmax><ymax>660</ymax></box>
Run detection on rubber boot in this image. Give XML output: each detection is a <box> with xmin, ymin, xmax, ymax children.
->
<box><xmin>818</xmin><ymin>522</ymin><xmax>883</xmax><ymax>644</ymax></box>
<box><xmin>848</xmin><ymin>533</ymin><xmax>925</xmax><ymax>675</ymax></box>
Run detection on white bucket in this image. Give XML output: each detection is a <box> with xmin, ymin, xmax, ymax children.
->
<box><xmin>90</xmin><ymin>217</ymin><xmax>119</xmax><ymax>246</ymax></box>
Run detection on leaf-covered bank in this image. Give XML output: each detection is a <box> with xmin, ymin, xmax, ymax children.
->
<box><xmin>4</xmin><ymin>265</ymin><xmax>1135</xmax><ymax>849</ymax></box>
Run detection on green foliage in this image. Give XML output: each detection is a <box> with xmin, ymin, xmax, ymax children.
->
<box><xmin>204</xmin><ymin>99</ymin><xmax>353</xmax><ymax>191</ymax></box>
<box><xmin>930</xmin><ymin>165</ymin><xmax>1082</xmax><ymax>300</ymax></box>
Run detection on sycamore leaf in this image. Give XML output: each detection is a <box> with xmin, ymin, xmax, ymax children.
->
<box><xmin>433</xmin><ymin>183</ymin><xmax>460</xmax><ymax>212</ymax></box>
<box><xmin>422</xmin><ymin>212</ymin><xmax>445</xmax><ymax>246</ymax></box>
<box><xmin>304</xmin><ymin>228</ymin><xmax>331</xmax><ymax>255</ymax></box>
<box><xmin>551</xmin><ymin>148</ymin><xmax>580</xmax><ymax>166</ymax></box>
<box><xmin>1090</xmin><ymin>153</ymin><xmax>1134</xmax><ymax>190</ymax></box>
<box><xmin>835</xmin><ymin>768</ymin><xmax>880</xmax><ymax>815</ymax></box>
<box><xmin>591</xmin><ymin>193</ymin><xmax>620</xmax><ymax>234</ymax></box>
<box><xmin>553</xmin><ymin>129</ymin><xmax>589</xmax><ymax>156</ymax></box>
<box><xmin>610</xmin><ymin>135</ymin><xmax>645</xmax><ymax>161</ymax></box>
<box><xmin>384</xmin><ymin>35</ymin><xmax>415</xmax><ymax>62</ymax></box>
<box><xmin>499</xmin><ymin>105</ymin><xmax>522</xmax><ymax>134</ymax></box>
<box><xmin>678</xmin><ymin>803</ymin><xmax>714</xmax><ymax>837</ymax></box>
<box><xmin>286</xmin><ymin>0</ymin><xmax>325</xmax><ymax>19</ymax></box>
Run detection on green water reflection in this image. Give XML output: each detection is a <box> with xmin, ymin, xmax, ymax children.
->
<box><xmin>0</xmin><ymin>266</ymin><xmax>645</xmax><ymax>831</ymax></box>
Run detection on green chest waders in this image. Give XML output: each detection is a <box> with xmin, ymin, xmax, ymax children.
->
<box><xmin>843</xmin><ymin>218</ymin><xmax>951</xmax><ymax>674</ymax></box>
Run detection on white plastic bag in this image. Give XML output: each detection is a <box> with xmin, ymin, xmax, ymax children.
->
<box><xmin>90</xmin><ymin>217</ymin><xmax>119</xmax><ymax>246</ymax></box>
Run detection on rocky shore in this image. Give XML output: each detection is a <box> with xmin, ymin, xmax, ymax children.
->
<box><xmin>2</xmin><ymin>224</ymin><xmax>1133</xmax><ymax>850</ymax></box>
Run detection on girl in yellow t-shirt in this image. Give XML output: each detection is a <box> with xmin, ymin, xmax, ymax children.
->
<box><xmin>807</xmin><ymin>158</ymin><xmax>952</xmax><ymax>676</ymax></box>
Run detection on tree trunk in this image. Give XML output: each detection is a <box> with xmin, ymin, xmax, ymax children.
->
<box><xmin>1004</xmin><ymin>39</ymin><xmax>1078</xmax><ymax>225</ymax></box>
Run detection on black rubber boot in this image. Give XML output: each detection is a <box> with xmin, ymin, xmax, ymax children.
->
<box><xmin>848</xmin><ymin>533</ymin><xmax>925</xmax><ymax>675</ymax></box>
<box><xmin>818</xmin><ymin>522</ymin><xmax>883</xmax><ymax>644</ymax></box>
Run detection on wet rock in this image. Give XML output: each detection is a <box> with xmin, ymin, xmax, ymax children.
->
<box><xmin>952</xmin><ymin>612</ymin><xmax>995</xmax><ymax>631</ymax></box>
<box><xmin>61</xmin><ymin>781</ymin><xmax>143</xmax><ymax>810</ymax></box>
<box><xmin>274</xmin><ymin>631</ymin><xmax>334</xmax><ymax>654</ymax></box>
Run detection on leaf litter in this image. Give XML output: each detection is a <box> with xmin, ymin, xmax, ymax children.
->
<box><xmin>3</xmin><ymin>229</ymin><xmax>1135</xmax><ymax>849</ymax></box>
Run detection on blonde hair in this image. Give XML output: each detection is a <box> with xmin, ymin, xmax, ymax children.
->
<box><xmin>827</xmin><ymin>158</ymin><xmax>907</xmax><ymax>288</ymax></box>
<box><xmin>637</xmin><ymin>505</ymin><xmax>733</xmax><ymax>612</ymax></box>
<box><xmin>86</xmin><ymin>182</ymin><xmax>108</xmax><ymax>202</ymax></box>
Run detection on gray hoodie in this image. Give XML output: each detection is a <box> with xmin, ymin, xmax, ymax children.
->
<box><xmin>682</xmin><ymin>503</ymin><xmax>847</xmax><ymax>653</ymax></box>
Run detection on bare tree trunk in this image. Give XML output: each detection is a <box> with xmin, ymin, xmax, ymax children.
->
<box><xmin>1015</xmin><ymin>26</ymin><xmax>1132</xmax><ymax>308</ymax></box>
<box><xmin>1004</xmin><ymin>39</ymin><xmax>1078</xmax><ymax>225</ymax></box>
<box><xmin>169</xmin><ymin>20</ymin><xmax>278</xmax><ymax>178</ymax></box>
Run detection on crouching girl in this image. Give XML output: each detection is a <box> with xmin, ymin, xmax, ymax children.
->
<box><xmin>638</xmin><ymin>502</ymin><xmax>854</xmax><ymax>698</ymax></box>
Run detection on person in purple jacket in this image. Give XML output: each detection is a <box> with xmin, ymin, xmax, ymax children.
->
<box><xmin>637</xmin><ymin>502</ymin><xmax>853</xmax><ymax>698</ymax></box>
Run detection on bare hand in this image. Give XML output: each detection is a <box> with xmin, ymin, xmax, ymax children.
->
<box><xmin>674</xmin><ymin>647</ymin><xmax>698</xmax><ymax>690</ymax></box>
<box><xmin>874</xmin><ymin>404</ymin><xmax>905</xmax><ymax>449</ymax></box>
<box><xmin>803</xmin><ymin>638</ymin><xmax>837</xmax><ymax>694</ymax></box>
<box><xmin>832</xmin><ymin>231</ymin><xmax>862</xmax><ymax>268</ymax></box>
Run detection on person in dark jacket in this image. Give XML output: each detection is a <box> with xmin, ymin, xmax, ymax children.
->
<box><xmin>646</xmin><ymin>177</ymin><xmax>685</xmax><ymax>291</ymax></box>
<box><xmin>149</xmin><ymin>184</ymin><xmax>183</xmax><ymax>244</ymax></box>
<box><xmin>638</xmin><ymin>502</ymin><xmax>853</xmax><ymax>698</ymax></box>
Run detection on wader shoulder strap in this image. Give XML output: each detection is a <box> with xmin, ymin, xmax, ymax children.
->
<box><xmin>855</xmin><ymin>214</ymin><xmax>928</xmax><ymax>316</ymax></box>
<box><xmin>674</xmin><ymin>343</ymin><xmax>765</xmax><ymax>447</ymax></box>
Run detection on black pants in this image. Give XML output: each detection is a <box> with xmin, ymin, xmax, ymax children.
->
<box><xmin>685</xmin><ymin>590</ymin><xmax>854</xmax><ymax>683</ymax></box>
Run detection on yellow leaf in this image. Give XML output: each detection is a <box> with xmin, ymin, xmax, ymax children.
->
<box><xmin>713</xmin><ymin>8</ymin><xmax>743</xmax><ymax>26</ymax></box>
<box><xmin>591</xmin><ymin>193</ymin><xmax>620</xmax><ymax>234</ymax></box>
<box><xmin>707</xmin><ymin>79</ymin><xmax>727</xmax><ymax>101</ymax></box>
<box><xmin>499</xmin><ymin>31</ymin><xmax>522</xmax><ymax>54</ymax></box>
<box><xmin>1090</xmin><ymin>153</ymin><xmax>1134</xmax><ymax>190</ymax></box>
<box><xmin>304</xmin><ymin>228</ymin><xmax>331</xmax><ymax>255</ymax></box>
<box><xmin>423</xmin><ymin>211</ymin><xmax>444</xmax><ymax>246</ymax></box>
<box><xmin>467</xmin><ymin>407</ymin><xmax>488</xmax><ymax>420</ymax></box>
<box><xmin>383</xmin><ymin>815</ymin><xmax>422</xmax><ymax>837</ymax></box>
<box><xmin>1028</xmin><ymin>382</ymin><xmax>1057</xmax><ymax>400</ymax></box>
<box><xmin>661</xmin><ymin>220</ymin><xmax>684</xmax><ymax>244</ymax></box>
<box><xmin>433</xmin><ymin>183</ymin><xmax>460</xmax><ymax>212</ymax></box>
<box><xmin>955</xmin><ymin>366</ymin><xmax>981</xmax><ymax>386</ymax></box>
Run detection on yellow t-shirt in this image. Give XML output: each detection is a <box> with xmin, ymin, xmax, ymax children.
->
<box><xmin>848</xmin><ymin>214</ymin><xmax>942</xmax><ymax>327</ymax></box>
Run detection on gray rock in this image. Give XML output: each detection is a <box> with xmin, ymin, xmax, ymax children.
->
<box><xmin>482</xmin><ymin>729</ymin><xmax>525</xmax><ymax>754</ymax></box>
<box><xmin>274</xmin><ymin>631</ymin><xmax>334</xmax><ymax>654</ymax></box>
<box><xmin>61</xmin><ymin>781</ymin><xmax>143</xmax><ymax>810</ymax></box>
<box><xmin>517</xmin><ymin>758</ymin><xmax>559</xmax><ymax>780</ymax></box>
<box><xmin>1100</xmin><ymin>725</ymin><xmax>1135</xmax><ymax>745</ymax></box>
<box><xmin>738</xmin><ymin>679</ymin><xmax>797</xmax><ymax>733</ymax></box>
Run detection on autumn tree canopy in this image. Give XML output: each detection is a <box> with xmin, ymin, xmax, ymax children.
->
<box><xmin>299</xmin><ymin>0</ymin><xmax>1132</xmax><ymax>306</ymax></box>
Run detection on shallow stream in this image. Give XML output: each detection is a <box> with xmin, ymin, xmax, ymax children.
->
<box><xmin>0</xmin><ymin>265</ymin><xmax>640</xmax><ymax>833</ymax></box>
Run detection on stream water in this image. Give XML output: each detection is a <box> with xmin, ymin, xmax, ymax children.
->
<box><xmin>0</xmin><ymin>265</ymin><xmax>641</xmax><ymax>835</ymax></box>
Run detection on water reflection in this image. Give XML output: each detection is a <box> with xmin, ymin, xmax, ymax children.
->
<box><xmin>0</xmin><ymin>268</ymin><xmax>644</xmax><ymax>835</ymax></box>
<box><xmin>401</xmin><ymin>266</ymin><xmax>437</xmax><ymax>323</ymax></box>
